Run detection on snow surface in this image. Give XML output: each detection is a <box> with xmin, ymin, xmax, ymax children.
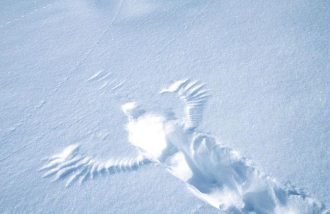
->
<box><xmin>0</xmin><ymin>0</ymin><xmax>329</xmax><ymax>213</ymax></box>
<box><xmin>39</xmin><ymin>80</ymin><xmax>327</xmax><ymax>213</ymax></box>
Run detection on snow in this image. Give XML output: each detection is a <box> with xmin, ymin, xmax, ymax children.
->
<box><xmin>0</xmin><ymin>0</ymin><xmax>329</xmax><ymax>213</ymax></box>
<box><xmin>39</xmin><ymin>79</ymin><xmax>327</xmax><ymax>213</ymax></box>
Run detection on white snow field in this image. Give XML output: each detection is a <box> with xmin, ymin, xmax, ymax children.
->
<box><xmin>0</xmin><ymin>0</ymin><xmax>329</xmax><ymax>214</ymax></box>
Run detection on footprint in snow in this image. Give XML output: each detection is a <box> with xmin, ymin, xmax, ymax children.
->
<box><xmin>40</xmin><ymin>79</ymin><xmax>328</xmax><ymax>213</ymax></box>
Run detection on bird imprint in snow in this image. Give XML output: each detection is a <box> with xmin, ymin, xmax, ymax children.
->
<box><xmin>40</xmin><ymin>79</ymin><xmax>327</xmax><ymax>213</ymax></box>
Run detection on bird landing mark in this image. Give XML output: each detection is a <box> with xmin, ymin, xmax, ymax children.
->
<box><xmin>40</xmin><ymin>80</ymin><xmax>328</xmax><ymax>213</ymax></box>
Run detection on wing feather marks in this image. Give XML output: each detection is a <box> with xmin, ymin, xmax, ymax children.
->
<box><xmin>161</xmin><ymin>79</ymin><xmax>210</xmax><ymax>129</ymax></box>
<box><xmin>40</xmin><ymin>145</ymin><xmax>152</xmax><ymax>186</ymax></box>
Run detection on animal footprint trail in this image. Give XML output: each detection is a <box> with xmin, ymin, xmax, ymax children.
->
<box><xmin>41</xmin><ymin>79</ymin><xmax>328</xmax><ymax>213</ymax></box>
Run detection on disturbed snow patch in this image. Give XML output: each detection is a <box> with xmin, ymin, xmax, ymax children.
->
<box><xmin>41</xmin><ymin>80</ymin><xmax>328</xmax><ymax>213</ymax></box>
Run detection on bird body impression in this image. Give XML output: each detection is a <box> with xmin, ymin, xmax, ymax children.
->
<box><xmin>40</xmin><ymin>80</ymin><xmax>327</xmax><ymax>213</ymax></box>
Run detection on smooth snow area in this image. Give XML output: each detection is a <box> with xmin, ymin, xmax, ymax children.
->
<box><xmin>0</xmin><ymin>0</ymin><xmax>329</xmax><ymax>213</ymax></box>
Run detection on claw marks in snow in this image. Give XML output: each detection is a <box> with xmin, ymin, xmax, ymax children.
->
<box><xmin>39</xmin><ymin>144</ymin><xmax>151</xmax><ymax>187</ymax></box>
<box><xmin>40</xmin><ymin>79</ymin><xmax>328</xmax><ymax>213</ymax></box>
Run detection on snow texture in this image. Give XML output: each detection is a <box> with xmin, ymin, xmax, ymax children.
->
<box><xmin>41</xmin><ymin>80</ymin><xmax>328</xmax><ymax>213</ymax></box>
<box><xmin>1</xmin><ymin>0</ymin><xmax>329</xmax><ymax>213</ymax></box>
